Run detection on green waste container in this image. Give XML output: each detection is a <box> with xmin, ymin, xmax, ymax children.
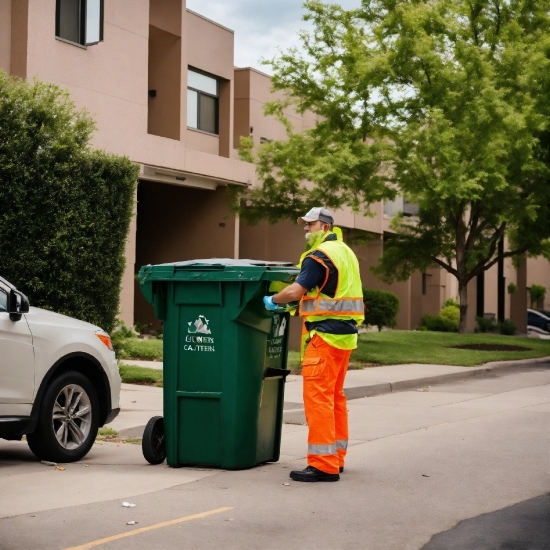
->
<box><xmin>138</xmin><ymin>259</ymin><xmax>299</xmax><ymax>470</ymax></box>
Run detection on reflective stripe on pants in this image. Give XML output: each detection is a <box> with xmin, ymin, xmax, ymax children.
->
<box><xmin>302</xmin><ymin>334</ymin><xmax>352</xmax><ymax>474</ymax></box>
<box><xmin>336</xmin><ymin>439</ymin><xmax>348</xmax><ymax>451</ymax></box>
<box><xmin>308</xmin><ymin>443</ymin><xmax>337</xmax><ymax>455</ymax></box>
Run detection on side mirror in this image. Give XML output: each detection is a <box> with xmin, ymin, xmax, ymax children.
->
<box><xmin>8</xmin><ymin>290</ymin><xmax>30</xmax><ymax>321</ymax></box>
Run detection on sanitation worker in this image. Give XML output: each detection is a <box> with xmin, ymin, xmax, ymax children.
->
<box><xmin>263</xmin><ymin>207</ymin><xmax>364</xmax><ymax>482</ymax></box>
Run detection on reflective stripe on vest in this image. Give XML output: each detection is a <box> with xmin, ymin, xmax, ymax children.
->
<box><xmin>300</xmin><ymin>298</ymin><xmax>364</xmax><ymax>316</ymax></box>
<box><xmin>336</xmin><ymin>439</ymin><xmax>348</xmax><ymax>451</ymax></box>
<box><xmin>299</xmin><ymin>239</ymin><xmax>364</xmax><ymax>322</ymax></box>
<box><xmin>308</xmin><ymin>443</ymin><xmax>337</xmax><ymax>455</ymax></box>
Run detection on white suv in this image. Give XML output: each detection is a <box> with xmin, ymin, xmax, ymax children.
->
<box><xmin>0</xmin><ymin>276</ymin><xmax>121</xmax><ymax>462</ymax></box>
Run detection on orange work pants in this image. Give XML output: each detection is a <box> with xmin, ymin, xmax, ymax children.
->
<box><xmin>301</xmin><ymin>334</ymin><xmax>352</xmax><ymax>474</ymax></box>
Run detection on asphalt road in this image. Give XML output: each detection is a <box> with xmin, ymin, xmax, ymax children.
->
<box><xmin>0</xmin><ymin>365</ymin><xmax>548</xmax><ymax>550</ymax></box>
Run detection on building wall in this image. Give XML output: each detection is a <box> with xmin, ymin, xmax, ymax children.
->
<box><xmin>0</xmin><ymin>0</ymin><xmax>11</xmax><ymax>74</ymax></box>
<box><xmin>351</xmin><ymin>236</ymin><xmax>413</xmax><ymax>330</ymax></box>
<box><xmin>186</xmin><ymin>10</ymin><xmax>234</xmax><ymax>157</ymax></box>
<box><xmin>234</xmin><ymin>67</ymin><xmax>311</xmax><ymax>150</ymax></box>
<box><xmin>510</xmin><ymin>257</ymin><xmax>528</xmax><ymax>332</ymax></box>
<box><xmin>10</xmin><ymin>0</ymin><xmax>27</xmax><ymax>78</ymax></box>
<box><xmin>119</xmin><ymin>193</ymin><xmax>138</xmax><ymax>326</ymax></box>
<box><xmin>5</xmin><ymin>1</ymin><xmax>548</xmax><ymax>334</ymax></box>
<box><xmin>134</xmin><ymin>180</ymin><xmax>238</xmax><ymax>326</ymax></box>
<box><xmin>12</xmin><ymin>1</ymin><xmax>254</xmax><ymax>326</ymax></box>
<box><xmin>239</xmin><ymin>218</ymin><xmax>304</xmax><ymax>349</ymax></box>
<box><xmin>233</xmin><ymin>68</ymin><xmax>251</xmax><ymax>149</ymax></box>
<box><xmin>148</xmin><ymin>22</ymin><xmax>181</xmax><ymax>140</ymax></box>
<box><xmin>19</xmin><ymin>1</ymin><xmax>252</xmax><ymax>177</ymax></box>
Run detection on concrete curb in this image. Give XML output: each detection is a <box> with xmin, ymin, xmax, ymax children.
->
<box><xmin>283</xmin><ymin>356</ymin><xmax>550</xmax><ymax>424</ymax></box>
<box><xmin>115</xmin><ymin>356</ymin><xmax>550</xmax><ymax>435</ymax></box>
<box><xmin>347</xmin><ymin>355</ymin><xmax>550</xmax><ymax>399</ymax></box>
<box><xmin>118</xmin><ymin>426</ymin><xmax>148</xmax><ymax>439</ymax></box>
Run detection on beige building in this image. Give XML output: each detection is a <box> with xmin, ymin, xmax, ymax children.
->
<box><xmin>1</xmin><ymin>0</ymin><xmax>548</xmax><ymax>342</ymax></box>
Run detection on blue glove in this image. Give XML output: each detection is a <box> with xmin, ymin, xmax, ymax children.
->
<box><xmin>263</xmin><ymin>295</ymin><xmax>285</xmax><ymax>312</ymax></box>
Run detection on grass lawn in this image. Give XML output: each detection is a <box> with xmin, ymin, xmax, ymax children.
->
<box><xmin>96</xmin><ymin>426</ymin><xmax>141</xmax><ymax>444</ymax></box>
<box><xmin>119</xmin><ymin>363</ymin><xmax>163</xmax><ymax>386</ymax></box>
<box><xmin>352</xmin><ymin>331</ymin><xmax>550</xmax><ymax>367</ymax></box>
<box><xmin>117</xmin><ymin>338</ymin><xmax>163</xmax><ymax>361</ymax></box>
<box><xmin>117</xmin><ymin>331</ymin><xmax>549</xmax><ymax>385</ymax></box>
<box><xmin>288</xmin><ymin>350</ymin><xmax>301</xmax><ymax>369</ymax></box>
<box><xmin>118</xmin><ymin>337</ymin><xmax>301</xmax><ymax>368</ymax></box>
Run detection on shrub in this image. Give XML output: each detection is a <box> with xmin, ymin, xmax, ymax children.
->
<box><xmin>507</xmin><ymin>282</ymin><xmax>518</xmax><ymax>294</ymax></box>
<box><xmin>419</xmin><ymin>300</ymin><xmax>459</xmax><ymax>332</ymax></box>
<box><xmin>530</xmin><ymin>284</ymin><xmax>546</xmax><ymax>308</ymax></box>
<box><xmin>0</xmin><ymin>72</ymin><xmax>138</xmax><ymax>332</ymax></box>
<box><xmin>443</xmin><ymin>298</ymin><xmax>459</xmax><ymax>308</ymax></box>
<box><xmin>420</xmin><ymin>314</ymin><xmax>458</xmax><ymax>332</ymax></box>
<box><xmin>439</xmin><ymin>304</ymin><xmax>460</xmax><ymax>326</ymax></box>
<box><xmin>476</xmin><ymin>316</ymin><xmax>497</xmax><ymax>333</ymax></box>
<box><xmin>110</xmin><ymin>321</ymin><xmax>137</xmax><ymax>357</ymax></box>
<box><xmin>363</xmin><ymin>289</ymin><xmax>400</xmax><ymax>331</ymax></box>
<box><xmin>498</xmin><ymin>319</ymin><xmax>517</xmax><ymax>335</ymax></box>
<box><xmin>134</xmin><ymin>322</ymin><xmax>152</xmax><ymax>335</ymax></box>
<box><xmin>475</xmin><ymin>317</ymin><xmax>516</xmax><ymax>335</ymax></box>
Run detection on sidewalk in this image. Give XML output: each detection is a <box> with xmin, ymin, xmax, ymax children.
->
<box><xmin>109</xmin><ymin>357</ymin><xmax>550</xmax><ymax>438</ymax></box>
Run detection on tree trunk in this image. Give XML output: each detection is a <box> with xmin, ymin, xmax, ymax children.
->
<box><xmin>458</xmin><ymin>281</ymin><xmax>469</xmax><ymax>334</ymax></box>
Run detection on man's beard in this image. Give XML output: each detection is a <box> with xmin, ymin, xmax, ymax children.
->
<box><xmin>305</xmin><ymin>229</ymin><xmax>325</xmax><ymax>247</ymax></box>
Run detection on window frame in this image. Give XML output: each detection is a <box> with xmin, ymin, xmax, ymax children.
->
<box><xmin>187</xmin><ymin>67</ymin><xmax>220</xmax><ymax>136</ymax></box>
<box><xmin>55</xmin><ymin>0</ymin><xmax>104</xmax><ymax>47</ymax></box>
<box><xmin>0</xmin><ymin>287</ymin><xmax>7</xmax><ymax>313</ymax></box>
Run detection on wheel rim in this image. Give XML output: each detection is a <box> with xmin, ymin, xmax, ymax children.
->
<box><xmin>151</xmin><ymin>422</ymin><xmax>165</xmax><ymax>458</ymax></box>
<box><xmin>52</xmin><ymin>384</ymin><xmax>92</xmax><ymax>450</ymax></box>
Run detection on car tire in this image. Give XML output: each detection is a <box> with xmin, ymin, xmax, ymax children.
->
<box><xmin>27</xmin><ymin>371</ymin><xmax>99</xmax><ymax>463</ymax></box>
<box><xmin>142</xmin><ymin>416</ymin><xmax>166</xmax><ymax>465</ymax></box>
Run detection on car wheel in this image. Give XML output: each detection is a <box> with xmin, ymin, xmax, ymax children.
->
<box><xmin>27</xmin><ymin>371</ymin><xmax>99</xmax><ymax>463</ymax></box>
<box><xmin>142</xmin><ymin>416</ymin><xmax>166</xmax><ymax>465</ymax></box>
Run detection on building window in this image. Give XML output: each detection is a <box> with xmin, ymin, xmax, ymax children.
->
<box><xmin>187</xmin><ymin>68</ymin><xmax>219</xmax><ymax>135</ymax></box>
<box><xmin>56</xmin><ymin>0</ymin><xmax>104</xmax><ymax>46</ymax></box>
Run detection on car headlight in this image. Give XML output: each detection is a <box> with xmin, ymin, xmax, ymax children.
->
<box><xmin>96</xmin><ymin>331</ymin><xmax>114</xmax><ymax>351</ymax></box>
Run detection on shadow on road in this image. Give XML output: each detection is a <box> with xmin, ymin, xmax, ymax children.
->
<box><xmin>422</xmin><ymin>493</ymin><xmax>550</xmax><ymax>550</ymax></box>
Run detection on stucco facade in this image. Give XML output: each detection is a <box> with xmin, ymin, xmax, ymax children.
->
<box><xmin>1</xmin><ymin>0</ymin><xmax>548</xmax><ymax>341</ymax></box>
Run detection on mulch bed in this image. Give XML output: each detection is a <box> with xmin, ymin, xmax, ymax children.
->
<box><xmin>450</xmin><ymin>344</ymin><xmax>532</xmax><ymax>352</ymax></box>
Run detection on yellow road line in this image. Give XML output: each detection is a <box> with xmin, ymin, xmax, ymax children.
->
<box><xmin>63</xmin><ymin>507</ymin><xmax>234</xmax><ymax>550</ymax></box>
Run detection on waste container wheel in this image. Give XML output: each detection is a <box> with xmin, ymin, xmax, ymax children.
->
<box><xmin>142</xmin><ymin>416</ymin><xmax>166</xmax><ymax>465</ymax></box>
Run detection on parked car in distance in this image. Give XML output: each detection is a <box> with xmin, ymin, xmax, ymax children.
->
<box><xmin>0</xmin><ymin>276</ymin><xmax>120</xmax><ymax>462</ymax></box>
<box><xmin>527</xmin><ymin>309</ymin><xmax>550</xmax><ymax>335</ymax></box>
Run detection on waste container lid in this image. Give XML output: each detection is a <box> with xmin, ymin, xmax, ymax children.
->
<box><xmin>171</xmin><ymin>258</ymin><xmax>294</xmax><ymax>268</ymax></box>
<box><xmin>138</xmin><ymin>258</ymin><xmax>299</xmax><ymax>283</ymax></box>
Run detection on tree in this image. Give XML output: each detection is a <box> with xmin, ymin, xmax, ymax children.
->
<box><xmin>0</xmin><ymin>72</ymin><xmax>138</xmax><ymax>332</ymax></box>
<box><xmin>234</xmin><ymin>0</ymin><xmax>550</xmax><ymax>332</ymax></box>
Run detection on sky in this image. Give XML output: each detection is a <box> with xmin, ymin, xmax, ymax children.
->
<box><xmin>185</xmin><ymin>0</ymin><xmax>362</xmax><ymax>73</ymax></box>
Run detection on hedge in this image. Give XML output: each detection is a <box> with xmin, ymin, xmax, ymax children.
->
<box><xmin>363</xmin><ymin>289</ymin><xmax>400</xmax><ymax>330</ymax></box>
<box><xmin>0</xmin><ymin>72</ymin><xmax>138</xmax><ymax>332</ymax></box>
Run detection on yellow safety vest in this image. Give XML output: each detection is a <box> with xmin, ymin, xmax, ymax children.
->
<box><xmin>299</xmin><ymin>237</ymin><xmax>364</xmax><ymax>356</ymax></box>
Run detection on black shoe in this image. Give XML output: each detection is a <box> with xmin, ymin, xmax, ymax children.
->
<box><xmin>289</xmin><ymin>466</ymin><xmax>340</xmax><ymax>482</ymax></box>
<box><xmin>339</xmin><ymin>466</ymin><xmax>344</xmax><ymax>473</ymax></box>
